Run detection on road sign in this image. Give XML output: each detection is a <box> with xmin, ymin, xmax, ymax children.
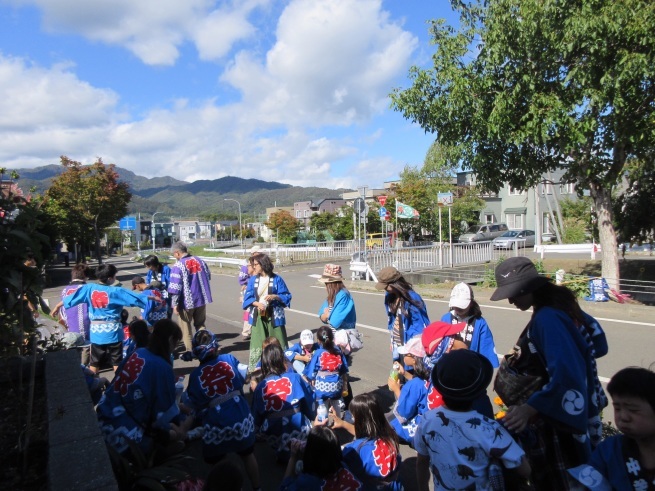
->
<box><xmin>378</xmin><ymin>206</ymin><xmax>387</xmax><ymax>217</ymax></box>
<box><xmin>378</xmin><ymin>195</ymin><xmax>387</xmax><ymax>206</ymax></box>
<box><xmin>437</xmin><ymin>192</ymin><xmax>454</xmax><ymax>207</ymax></box>
<box><xmin>119</xmin><ymin>216</ymin><xmax>136</xmax><ymax>230</ymax></box>
<box><xmin>354</xmin><ymin>198</ymin><xmax>365</xmax><ymax>213</ymax></box>
<box><xmin>385</xmin><ymin>210</ymin><xmax>391</xmax><ymax>221</ymax></box>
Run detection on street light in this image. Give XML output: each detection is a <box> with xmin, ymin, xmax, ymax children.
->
<box><xmin>151</xmin><ymin>211</ymin><xmax>161</xmax><ymax>252</ymax></box>
<box><xmin>224</xmin><ymin>199</ymin><xmax>243</xmax><ymax>248</ymax></box>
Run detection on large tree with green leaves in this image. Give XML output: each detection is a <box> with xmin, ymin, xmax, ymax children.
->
<box><xmin>266</xmin><ymin>210</ymin><xmax>300</xmax><ymax>244</ymax></box>
<box><xmin>391</xmin><ymin>0</ymin><xmax>655</xmax><ymax>287</ymax></box>
<box><xmin>613</xmin><ymin>158</ymin><xmax>655</xmax><ymax>246</ymax></box>
<box><xmin>44</xmin><ymin>156</ymin><xmax>131</xmax><ymax>263</ymax></box>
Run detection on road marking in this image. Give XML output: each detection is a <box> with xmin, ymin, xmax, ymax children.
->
<box><xmin>309</xmin><ymin>285</ymin><xmax>655</xmax><ymax>327</ymax></box>
<box><xmin>286</xmin><ymin>308</ymin><xmax>389</xmax><ymax>333</ymax></box>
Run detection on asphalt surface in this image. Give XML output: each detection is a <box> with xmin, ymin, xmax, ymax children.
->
<box><xmin>42</xmin><ymin>253</ymin><xmax>655</xmax><ymax>491</ymax></box>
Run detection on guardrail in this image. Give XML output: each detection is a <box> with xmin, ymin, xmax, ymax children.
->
<box><xmin>534</xmin><ymin>243</ymin><xmax>601</xmax><ymax>259</ymax></box>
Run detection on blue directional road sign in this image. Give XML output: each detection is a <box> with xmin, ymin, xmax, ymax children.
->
<box><xmin>119</xmin><ymin>216</ymin><xmax>137</xmax><ymax>230</ymax></box>
<box><xmin>378</xmin><ymin>206</ymin><xmax>387</xmax><ymax>217</ymax></box>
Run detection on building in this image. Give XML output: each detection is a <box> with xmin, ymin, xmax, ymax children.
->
<box><xmin>457</xmin><ymin>169</ymin><xmax>580</xmax><ymax>238</ymax></box>
<box><xmin>293</xmin><ymin>198</ymin><xmax>347</xmax><ymax>229</ymax></box>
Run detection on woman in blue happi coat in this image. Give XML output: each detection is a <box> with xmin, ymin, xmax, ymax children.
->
<box><xmin>243</xmin><ymin>253</ymin><xmax>292</xmax><ymax>371</ymax></box>
<box><xmin>491</xmin><ymin>257</ymin><xmax>609</xmax><ymax>491</ymax></box>
<box><xmin>375</xmin><ymin>267</ymin><xmax>430</xmax><ymax>364</ymax></box>
<box><xmin>181</xmin><ymin>330</ymin><xmax>261</xmax><ymax>491</ymax></box>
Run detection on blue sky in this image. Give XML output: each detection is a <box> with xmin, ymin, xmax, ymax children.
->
<box><xmin>0</xmin><ymin>0</ymin><xmax>458</xmax><ymax>188</ymax></box>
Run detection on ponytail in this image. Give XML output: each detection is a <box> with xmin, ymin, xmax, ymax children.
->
<box><xmin>317</xmin><ymin>325</ymin><xmax>336</xmax><ymax>354</ymax></box>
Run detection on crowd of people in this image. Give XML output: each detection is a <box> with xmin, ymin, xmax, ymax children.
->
<box><xmin>50</xmin><ymin>246</ymin><xmax>655</xmax><ymax>491</ymax></box>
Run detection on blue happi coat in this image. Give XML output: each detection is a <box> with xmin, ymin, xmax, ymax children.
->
<box><xmin>343</xmin><ymin>437</ymin><xmax>403</xmax><ymax>490</ymax></box>
<box><xmin>440</xmin><ymin>312</ymin><xmax>499</xmax><ymax>368</ymax></box>
<box><xmin>242</xmin><ymin>274</ymin><xmax>292</xmax><ymax>327</ymax></box>
<box><xmin>251</xmin><ymin>372</ymin><xmax>315</xmax><ymax>455</ymax></box>
<box><xmin>390</xmin><ymin>376</ymin><xmax>428</xmax><ymax>443</ymax></box>
<box><xmin>63</xmin><ymin>283</ymin><xmax>148</xmax><ymax>344</ymax></box>
<box><xmin>97</xmin><ymin>348</ymin><xmax>179</xmax><ymax>455</ymax></box>
<box><xmin>304</xmin><ymin>347</ymin><xmax>348</xmax><ymax>400</ymax></box>
<box><xmin>182</xmin><ymin>353</ymin><xmax>255</xmax><ymax>460</ymax></box>
<box><xmin>526</xmin><ymin>307</ymin><xmax>608</xmax><ymax>456</ymax></box>
<box><xmin>318</xmin><ymin>288</ymin><xmax>357</xmax><ymax>330</ymax></box>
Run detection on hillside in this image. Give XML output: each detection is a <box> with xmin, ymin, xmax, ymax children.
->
<box><xmin>13</xmin><ymin>165</ymin><xmax>351</xmax><ymax>216</ymax></box>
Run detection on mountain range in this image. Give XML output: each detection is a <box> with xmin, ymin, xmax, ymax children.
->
<box><xmin>14</xmin><ymin>165</ymin><xmax>352</xmax><ymax>219</ymax></box>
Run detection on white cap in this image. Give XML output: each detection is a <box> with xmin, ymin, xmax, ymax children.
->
<box><xmin>300</xmin><ymin>329</ymin><xmax>314</xmax><ymax>345</ymax></box>
<box><xmin>449</xmin><ymin>282</ymin><xmax>472</xmax><ymax>310</ymax></box>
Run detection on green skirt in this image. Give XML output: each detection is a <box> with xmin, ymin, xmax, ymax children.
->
<box><xmin>248</xmin><ymin>314</ymin><xmax>288</xmax><ymax>371</ymax></box>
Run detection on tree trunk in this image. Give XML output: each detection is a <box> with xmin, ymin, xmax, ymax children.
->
<box><xmin>590</xmin><ymin>184</ymin><xmax>620</xmax><ymax>290</ymax></box>
<box><xmin>94</xmin><ymin>220</ymin><xmax>103</xmax><ymax>265</ymax></box>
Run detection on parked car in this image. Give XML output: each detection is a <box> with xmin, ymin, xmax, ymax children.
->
<box><xmin>458</xmin><ymin>223</ymin><xmax>509</xmax><ymax>243</ymax></box>
<box><xmin>493</xmin><ymin>229</ymin><xmax>536</xmax><ymax>249</ymax></box>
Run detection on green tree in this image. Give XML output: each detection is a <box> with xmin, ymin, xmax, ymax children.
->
<box><xmin>266</xmin><ymin>210</ymin><xmax>300</xmax><ymax>244</ymax></box>
<box><xmin>390</xmin><ymin>0</ymin><xmax>655</xmax><ymax>288</ymax></box>
<box><xmin>614</xmin><ymin>158</ymin><xmax>655</xmax><ymax>246</ymax></box>
<box><xmin>0</xmin><ymin>171</ymin><xmax>52</xmax><ymax>352</ymax></box>
<box><xmin>44</xmin><ymin>156</ymin><xmax>131</xmax><ymax>264</ymax></box>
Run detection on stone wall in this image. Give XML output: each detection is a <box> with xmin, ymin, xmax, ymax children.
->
<box><xmin>46</xmin><ymin>350</ymin><xmax>118</xmax><ymax>490</ymax></box>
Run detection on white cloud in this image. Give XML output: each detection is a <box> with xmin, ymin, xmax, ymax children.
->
<box><xmin>224</xmin><ymin>0</ymin><xmax>417</xmax><ymax>126</ymax></box>
<box><xmin>10</xmin><ymin>0</ymin><xmax>267</xmax><ymax>65</ymax></box>
<box><xmin>0</xmin><ymin>0</ymin><xmax>419</xmax><ymax>189</ymax></box>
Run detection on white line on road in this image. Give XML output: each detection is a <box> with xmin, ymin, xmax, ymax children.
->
<box><xmin>309</xmin><ymin>285</ymin><xmax>655</xmax><ymax>327</ymax></box>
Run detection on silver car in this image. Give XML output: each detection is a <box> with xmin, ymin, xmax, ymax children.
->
<box><xmin>493</xmin><ymin>230</ymin><xmax>536</xmax><ymax>249</ymax></box>
<box><xmin>458</xmin><ymin>223</ymin><xmax>509</xmax><ymax>243</ymax></box>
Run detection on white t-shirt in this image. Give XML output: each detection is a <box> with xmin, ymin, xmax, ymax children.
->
<box><xmin>414</xmin><ymin>407</ymin><xmax>525</xmax><ymax>491</ymax></box>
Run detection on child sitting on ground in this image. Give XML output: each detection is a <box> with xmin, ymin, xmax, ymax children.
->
<box><xmin>304</xmin><ymin>325</ymin><xmax>349</xmax><ymax>418</ymax></box>
<box><xmin>569</xmin><ymin>366</ymin><xmax>655</xmax><ymax>490</ymax></box>
<box><xmin>248</xmin><ymin>336</ymin><xmax>294</xmax><ymax>392</ymax></box>
<box><xmin>415</xmin><ymin>349</ymin><xmax>530</xmax><ymax>491</ymax></box>
<box><xmin>285</xmin><ymin>329</ymin><xmax>319</xmax><ymax>377</ymax></box>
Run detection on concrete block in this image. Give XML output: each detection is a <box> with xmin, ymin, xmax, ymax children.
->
<box><xmin>49</xmin><ymin>436</ymin><xmax>118</xmax><ymax>491</ymax></box>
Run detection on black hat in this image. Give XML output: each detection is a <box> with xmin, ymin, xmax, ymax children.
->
<box><xmin>490</xmin><ymin>257</ymin><xmax>551</xmax><ymax>301</ymax></box>
<box><xmin>431</xmin><ymin>350</ymin><xmax>493</xmax><ymax>402</ymax></box>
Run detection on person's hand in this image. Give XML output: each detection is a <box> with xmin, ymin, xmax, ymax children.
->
<box><xmin>289</xmin><ymin>438</ymin><xmax>305</xmax><ymax>459</ymax></box>
<box><xmin>387</xmin><ymin>376</ymin><xmax>401</xmax><ymax>393</ymax></box>
<box><xmin>319</xmin><ymin>308</ymin><xmax>329</xmax><ymax>323</ymax></box>
<box><xmin>173</xmin><ymin>305</ymin><xmax>179</xmax><ymax>314</ymax></box>
<box><xmin>169</xmin><ymin>422</ymin><xmax>186</xmax><ymax>441</ymax></box>
<box><xmin>502</xmin><ymin>404</ymin><xmax>538</xmax><ymax>433</ymax></box>
<box><xmin>52</xmin><ymin>305</ymin><xmax>61</xmax><ymax>317</ymax></box>
<box><xmin>395</xmin><ymin>363</ymin><xmax>405</xmax><ymax>376</ymax></box>
<box><xmin>329</xmin><ymin>407</ymin><xmax>344</xmax><ymax>429</ymax></box>
<box><xmin>313</xmin><ymin>414</ymin><xmax>328</xmax><ymax>427</ymax></box>
<box><xmin>265</xmin><ymin>294</ymin><xmax>278</xmax><ymax>302</ymax></box>
<box><xmin>298</xmin><ymin>354</ymin><xmax>311</xmax><ymax>363</ymax></box>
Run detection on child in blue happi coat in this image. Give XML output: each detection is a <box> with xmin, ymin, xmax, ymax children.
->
<box><xmin>180</xmin><ymin>329</ymin><xmax>261</xmax><ymax>491</ymax></box>
<box><xmin>285</xmin><ymin>329</ymin><xmax>319</xmax><ymax>377</ymax></box>
<box><xmin>304</xmin><ymin>325</ymin><xmax>348</xmax><ymax>417</ymax></box>
<box><xmin>569</xmin><ymin>366</ymin><xmax>655</xmax><ymax>491</ymax></box>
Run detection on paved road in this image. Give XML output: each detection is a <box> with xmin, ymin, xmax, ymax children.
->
<box><xmin>42</xmin><ymin>256</ymin><xmax>655</xmax><ymax>491</ymax></box>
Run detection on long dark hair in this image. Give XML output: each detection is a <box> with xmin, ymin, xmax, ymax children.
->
<box><xmin>302</xmin><ymin>426</ymin><xmax>342</xmax><ymax>478</ymax></box>
<box><xmin>532</xmin><ymin>282</ymin><xmax>584</xmax><ymax>325</ymax></box>
<box><xmin>412</xmin><ymin>356</ymin><xmax>431</xmax><ymax>381</ymax></box>
<box><xmin>349</xmin><ymin>393</ymin><xmax>399</xmax><ymax>453</ymax></box>
<box><xmin>147</xmin><ymin>319</ymin><xmax>182</xmax><ymax>363</ymax></box>
<box><xmin>384</xmin><ymin>276</ymin><xmax>423</xmax><ymax>309</ymax></box>
<box><xmin>325</xmin><ymin>281</ymin><xmax>347</xmax><ymax>306</ymax></box>
<box><xmin>316</xmin><ymin>325</ymin><xmax>337</xmax><ymax>355</ymax></box>
<box><xmin>261</xmin><ymin>343</ymin><xmax>287</xmax><ymax>377</ymax></box>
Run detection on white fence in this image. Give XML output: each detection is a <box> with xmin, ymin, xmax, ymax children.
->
<box><xmin>534</xmin><ymin>243</ymin><xmax>601</xmax><ymax>259</ymax></box>
<box><xmin>205</xmin><ymin>240</ymin><xmax>526</xmax><ymax>274</ymax></box>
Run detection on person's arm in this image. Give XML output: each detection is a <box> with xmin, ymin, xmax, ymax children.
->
<box><xmin>268</xmin><ymin>275</ymin><xmax>292</xmax><ymax>307</ymax></box>
<box><xmin>416</xmin><ymin>454</ymin><xmax>431</xmax><ymax>491</ymax></box>
<box><xmin>51</xmin><ymin>300</ymin><xmax>64</xmax><ymax>318</ymax></box>
<box><xmin>387</xmin><ymin>376</ymin><xmax>401</xmax><ymax>399</ymax></box>
<box><xmin>325</xmin><ymin>290</ymin><xmax>353</xmax><ymax>329</ymax></box>
<box><xmin>284</xmin><ymin>439</ymin><xmax>305</xmax><ymax>479</ymax></box>
<box><xmin>514</xmin><ymin>455</ymin><xmax>531</xmax><ymax>479</ymax></box>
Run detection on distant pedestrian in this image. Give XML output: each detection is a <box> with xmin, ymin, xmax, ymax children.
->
<box><xmin>168</xmin><ymin>241</ymin><xmax>213</xmax><ymax>351</ymax></box>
